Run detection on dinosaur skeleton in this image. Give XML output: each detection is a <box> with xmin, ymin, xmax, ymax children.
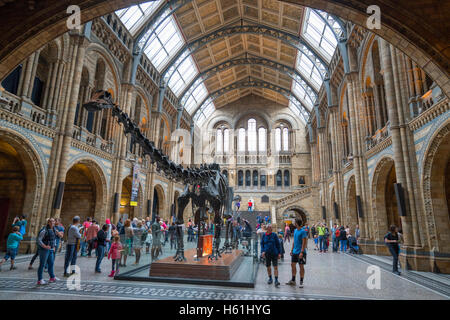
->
<box><xmin>83</xmin><ymin>90</ymin><xmax>239</xmax><ymax>262</ymax></box>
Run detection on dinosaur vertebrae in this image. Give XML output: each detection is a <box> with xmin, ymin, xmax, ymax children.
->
<box><xmin>82</xmin><ymin>90</ymin><xmax>223</xmax><ymax>185</ymax></box>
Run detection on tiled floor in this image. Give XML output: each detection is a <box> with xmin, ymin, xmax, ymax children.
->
<box><xmin>0</xmin><ymin>239</ymin><xmax>447</xmax><ymax>300</ymax></box>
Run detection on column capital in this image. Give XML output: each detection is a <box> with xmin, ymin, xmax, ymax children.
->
<box><xmin>344</xmin><ymin>71</ymin><xmax>359</xmax><ymax>83</ymax></box>
<box><xmin>327</xmin><ymin>104</ymin><xmax>338</xmax><ymax>112</ymax></box>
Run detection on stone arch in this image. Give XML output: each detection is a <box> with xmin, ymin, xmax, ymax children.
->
<box><xmin>370</xmin><ymin>155</ymin><xmax>398</xmax><ymax>240</ymax></box>
<box><xmin>345</xmin><ymin>175</ymin><xmax>359</xmax><ymax>232</ymax></box>
<box><xmin>119</xmin><ymin>175</ymin><xmax>144</xmax><ymax>220</ymax></box>
<box><xmin>330</xmin><ymin>187</ymin><xmax>338</xmax><ymax>221</ymax></box>
<box><xmin>173</xmin><ymin>190</ymin><xmax>180</xmax><ymax>222</ymax></box>
<box><xmin>282</xmin><ymin>206</ymin><xmax>309</xmax><ymax>225</ymax></box>
<box><xmin>153</xmin><ymin>184</ymin><xmax>166</xmax><ymax>220</ymax></box>
<box><xmin>86</xmin><ymin>43</ymin><xmax>121</xmax><ymax>95</ymax></box>
<box><xmin>421</xmin><ymin>121</ymin><xmax>450</xmax><ymax>253</ymax></box>
<box><xmin>0</xmin><ymin>128</ymin><xmax>45</xmax><ymax>245</ymax></box>
<box><xmin>1</xmin><ymin>1</ymin><xmax>449</xmax><ymax>97</ymax></box>
<box><xmin>61</xmin><ymin>157</ymin><xmax>108</xmax><ymax>227</ymax></box>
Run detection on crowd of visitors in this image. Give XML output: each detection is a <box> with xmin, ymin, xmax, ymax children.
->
<box><xmin>0</xmin><ymin>212</ymin><xmax>403</xmax><ymax>287</ymax></box>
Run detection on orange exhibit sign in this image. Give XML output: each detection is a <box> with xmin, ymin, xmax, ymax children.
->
<box><xmin>200</xmin><ymin>235</ymin><xmax>213</xmax><ymax>256</ymax></box>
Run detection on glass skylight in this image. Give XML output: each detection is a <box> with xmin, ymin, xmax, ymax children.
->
<box><xmin>167</xmin><ymin>53</ymin><xmax>198</xmax><ymax>96</ymax></box>
<box><xmin>302</xmin><ymin>9</ymin><xmax>338</xmax><ymax>62</ymax></box>
<box><xmin>115</xmin><ymin>1</ymin><xmax>163</xmax><ymax>34</ymax></box>
<box><xmin>193</xmin><ymin>99</ymin><xmax>215</xmax><ymax>126</ymax></box>
<box><xmin>291</xmin><ymin>80</ymin><xmax>314</xmax><ymax>110</ymax></box>
<box><xmin>295</xmin><ymin>52</ymin><xmax>323</xmax><ymax>90</ymax></box>
<box><xmin>143</xmin><ymin>15</ymin><xmax>184</xmax><ymax>71</ymax></box>
<box><xmin>184</xmin><ymin>82</ymin><xmax>209</xmax><ymax>114</ymax></box>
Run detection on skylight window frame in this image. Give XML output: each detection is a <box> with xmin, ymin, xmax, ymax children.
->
<box><xmin>115</xmin><ymin>0</ymin><xmax>164</xmax><ymax>35</ymax></box>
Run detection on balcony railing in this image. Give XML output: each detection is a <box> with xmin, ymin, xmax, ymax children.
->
<box><xmin>72</xmin><ymin>125</ymin><xmax>114</xmax><ymax>154</ymax></box>
<box><xmin>365</xmin><ymin>125</ymin><xmax>390</xmax><ymax>151</ymax></box>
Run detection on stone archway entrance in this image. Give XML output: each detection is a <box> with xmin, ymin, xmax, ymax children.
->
<box><xmin>346</xmin><ymin>176</ymin><xmax>359</xmax><ymax>232</ymax></box>
<box><xmin>422</xmin><ymin>122</ymin><xmax>450</xmax><ymax>256</ymax></box>
<box><xmin>120</xmin><ymin>175</ymin><xmax>142</xmax><ymax>220</ymax></box>
<box><xmin>282</xmin><ymin>207</ymin><xmax>308</xmax><ymax>226</ymax></box>
<box><xmin>60</xmin><ymin>161</ymin><xmax>106</xmax><ymax>227</ymax></box>
<box><xmin>371</xmin><ymin>157</ymin><xmax>400</xmax><ymax>240</ymax></box>
<box><xmin>152</xmin><ymin>185</ymin><xmax>165</xmax><ymax>221</ymax></box>
<box><xmin>0</xmin><ymin>131</ymin><xmax>44</xmax><ymax>251</ymax></box>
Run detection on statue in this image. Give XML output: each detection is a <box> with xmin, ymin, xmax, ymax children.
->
<box><xmin>82</xmin><ymin>90</ymin><xmax>239</xmax><ymax>262</ymax></box>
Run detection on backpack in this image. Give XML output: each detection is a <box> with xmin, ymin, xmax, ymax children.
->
<box><xmin>335</xmin><ymin>229</ymin><xmax>340</xmax><ymax>237</ymax></box>
<box><xmin>36</xmin><ymin>226</ymin><xmax>47</xmax><ymax>245</ymax></box>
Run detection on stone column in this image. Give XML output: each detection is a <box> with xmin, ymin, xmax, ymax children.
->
<box><xmin>50</xmin><ymin>35</ymin><xmax>89</xmax><ymax>218</ymax></box>
<box><xmin>25</xmin><ymin>50</ymin><xmax>41</xmax><ymax>99</ymax></box>
<box><xmin>345</xmin><ymin>72</ymin><xmax>370</xmax><ymax>239</ymax></box>
<box><xmin>379</xmin><ymin>39</ymin><xmax>415</xmax><ymax>247</ymax></box>
<box><xmin>111</xmin><ymin>83</ymin><xmax>135</xmax><ymax>223</ymax></box>
<box><xmin>18</xmin><ymin>52</ymin><xmax>35</xmax><ymax>98</ymax></box>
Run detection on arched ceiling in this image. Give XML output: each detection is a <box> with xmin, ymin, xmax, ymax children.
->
<box><xmin>116</xmin><ymin>0</ymin><xmax>339</xmax><ymax>124</ymax></box>
<box><xmin>174</xmin><ymin>0</ymin><xmax>307</xmax><ymax>109</ymax></box>
<box><xmin>0</xmin><ymin>0</ymin><xmax>448</xmax><ymax>124</ymax></box>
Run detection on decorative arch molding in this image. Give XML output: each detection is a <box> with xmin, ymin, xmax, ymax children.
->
<box><xmin>0</xmin><ymin>127</ymin><xmax>46</xmax><ymax>235</ymax></box>
<box><xmin>280</xmin><ymin>205</ymin><xmax>310</xmax><ymax>223</ymax></box>
<box><xmin>421</xmin><ymin>121</ymin><xmax>450</xmax><ymax>252</ymax></box>
<box><xmin>344</xmin><ymin>173</ymin><xmax>355</xmax><ymax>195</ymax></box>
<box><xmin>66</xmin><ymin>155</ymin><xmax>110</xmax><ymax>195</ymax></box>
<box><xmin>66</xmin><ymin>157</ymin><xmax>109</xmax><ymax>222</ymax></box>
<box><xmin>0</xmin><ymin>120</ymin><xmax>48</xmax><ymax>174</ymax></box>
<box><xmin>153</xmin><ymin>183</ymin><xmax>166</xmax><ymax>218</ymax></box>
<box><xmin>208</xmin><ymin>117</ymin><xmax>233</xmax><ymax>131</ymax></box>
<box><xmin>85</xmin><ymin>43</ymin><xmax>121</xmax><ymax>96</ymax></box>
<box><xmin>370</xmin><ymin>155</ymin><xmax>396</xmax><ymax>240</ymax></box>
<box><xmin>359</xmin><ymin>33</ymin><xmax>377</xmax><ymax>85</ymax></box>
<box><xmin>234</xmin><ymin>111</ymin><xmax>271</xmax><ymax>130</ymax></box>
<box><xmin>271</xmin><ymin>113</ymin><xmax>301</xmax><ymax>130</ymax></box>
<box><xmin>417</xmin><ymin>112</ymin><xmax>450</xmax><ymax>177</ymax></box>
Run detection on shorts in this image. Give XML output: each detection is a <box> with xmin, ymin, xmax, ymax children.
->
<box><xmin>291</xmin><ymin>252</ymin><xmax>307</xmax><ymax>265</ymax></box>
<box><xmin>4</xmin><ymin>247</ymin><xmax>18</xmax><ymax>261</ymax></box>
<box><xmin>265</xmin><ymin>253</ymin><xmax>278</xmax><ymax>267</ymax></box>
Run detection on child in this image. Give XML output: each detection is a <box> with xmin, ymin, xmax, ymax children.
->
<box><xmin>0</xmin><ymin>226</ymin><xmax>23</xmax><ymax>271</ymax></box>
<box><xmin>108</xmin><ymin>235</ymin><xmax>122</xmax><ymax>277</ymax></box>
<box><xmin>145</xmin><ymin>228</ymin><xmax>153</xmax><ymax>254</ymax></box>
<box><xmin>278</xmin><ymin>234</ymin><xmax>285</xmax><ymax>260</ymax></box>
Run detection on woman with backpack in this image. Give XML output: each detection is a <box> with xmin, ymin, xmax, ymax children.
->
<box><xmin>36</xmin><ymin>218</ymin><xmax>61</xmax><ymax>285</ymax></box>
<box><xmin>339</xmin><ymin>226</ymin><xmax>347</xmax><ymax>253</ymax></box>
<box><xmin>384</xmin><ymin>225</ymin><xmax>401</xmax><ymax>275</ymax></box>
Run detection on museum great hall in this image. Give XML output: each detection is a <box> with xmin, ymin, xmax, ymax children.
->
<box><xmin>0</xmin><ymin>0</ymin><xmax>448</xmax><ymax>301</ymax></box>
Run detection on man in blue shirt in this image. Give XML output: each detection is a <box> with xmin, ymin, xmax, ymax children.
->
<box><xmin>12</xmin><ymin>215</ymin><xmax>27</xmax><ymax>236</ymax></box>
<box><xmin>286</xmin><ymin>218</ymin><xmax>308</xmax><ymax>288</ymax></box>
<box><xmin>261</xmin><ymin>224</ymin><xmax>282</xmax><ymax>287</ymax></box>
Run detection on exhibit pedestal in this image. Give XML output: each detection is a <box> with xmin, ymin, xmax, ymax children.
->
<box><xmin>150</xmin><ymin>248</ymin><xmax>243</xmax><ymax>280</ymax></box>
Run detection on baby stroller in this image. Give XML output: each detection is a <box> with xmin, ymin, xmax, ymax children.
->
<box><xmin>348</xmin><ymin>236</ymin><xmax>359</xmax><ymax>254</ymax></box>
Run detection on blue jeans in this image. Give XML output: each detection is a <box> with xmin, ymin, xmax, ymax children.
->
<box><xmin>38</xmin><ymin>248</ymin><xmax>55</xmax><ymax>281</ymax></box>
<box><xmin>95</xmin><ymin>245</ymin><xmax>105</xmax><ymax>272</ymax></box>
<box><xmin>332</xmin><ymin>237</ymin><xmax>338</xmax><ymax>251</ymax></box>
<box><xmin>340</xmin><ymin>239</ymin><xmax>347</xmax><ymax>252</ymax></box>
<box><xmin>64</xmin><ymin>244</ymin><xmax>78</xmax><ymax>274</ymax></box>
<box><xmin>80</xmin><ymin>240</ymin><xmax>87</xmax><ymax>256</ymax></box>
<box><xmin>388</xmin><ymin>245</ymin><xmax>400</xmax><ymax>272</ymax></box>
<box><xmin>319</xmin><ymin>235</ymin><xmax>325</xmax><ymax>251</ymax></box>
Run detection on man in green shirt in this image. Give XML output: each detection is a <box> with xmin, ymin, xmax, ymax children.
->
<box><xmin>317</xmin><ymin>223</ymin><xmax>326</xmax><ymax>253</ymax></box>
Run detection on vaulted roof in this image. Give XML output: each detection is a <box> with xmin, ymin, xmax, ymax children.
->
<box><xmin>115</xmin><ymin>0</ymin><xmax>345</xmax><ymax>124</ymax></box>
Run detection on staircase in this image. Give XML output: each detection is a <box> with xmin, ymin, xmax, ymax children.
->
<box><xmin>272</xmin><ymin>186</ymin><xmax>312</xmax><ymax>209</ymax></box>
